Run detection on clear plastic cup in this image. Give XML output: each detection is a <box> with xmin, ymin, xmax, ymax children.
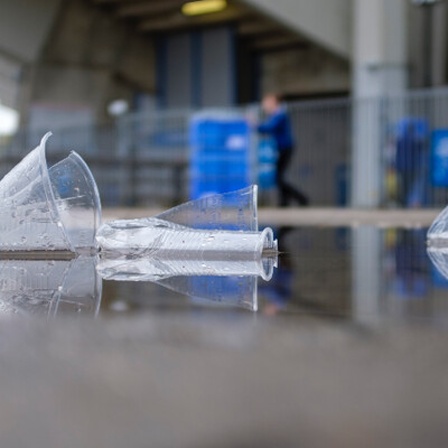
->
<box><xmin>96</xmin><ymin>218</ymin><xmax>277</xmax><ymax>258</ymax></box>
<box><xmin>95</xmin><ymin>183</ymin><xmax>278</xmax><ymax>312</ymax></box>
<box><xmin>157</xmin><ymin>185</ymin><xmax>259</xmax><ymax>231</ymax></box>
<box><xmin>96</xmin><ymin>185</ymin><xmax>277</xmax><ymax>256</ymax></box>
<box><xmin>0</xmin><ymin>133</ymin><xmax>101</xmax><ymax>252</ymax></box>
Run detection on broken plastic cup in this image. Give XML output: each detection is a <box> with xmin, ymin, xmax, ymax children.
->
<box><xmin>95</xmin><ymin>185</ymin><xmax>278</xmax><ymax>312</ymax></box>
<box><xmin>96</xmin><ymin>218</ymin><xmax>276</xmax><ymax>257</ymax></box>
<box><xmin>96</xmin><ymin>185</ymin><xmax>277</xmax><ymax>257</ymax></box>
<box><xmin>0</xmin><ymin>133</ymin><xmax>101</xmax><ymax>252</ymax></box>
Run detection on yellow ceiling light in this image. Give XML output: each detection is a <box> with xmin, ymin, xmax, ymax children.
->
<box><xmin>182</xmin><ymin>0</ymin><xmax>228</xmax><ymax>16</ymax></box>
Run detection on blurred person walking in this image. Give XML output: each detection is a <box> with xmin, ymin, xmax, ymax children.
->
<box><xmin>257</xmin><ymin>94</ymin><xmax>309</xmax><ymax>207</ymax></box>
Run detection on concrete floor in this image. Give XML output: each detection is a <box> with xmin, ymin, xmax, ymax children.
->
<box><xmin>0</xmin><ymin>207</ymin><xmax>443</xmax><ymax>447</ymax></box>
<box><xmin>0</xmin><ymin>313</ymin><xmax>447</xmax><ymax>448</ymax></box>
<box><xmin>103</xmin><ymin>207</ymin><xmax>441</xmax><ymax>228</ymax></box>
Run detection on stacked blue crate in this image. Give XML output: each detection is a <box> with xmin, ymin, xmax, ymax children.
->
<box><xmin>190</xmin><ymin>113</ymin><xmax>251</xmax><ymax>199</ymax></box>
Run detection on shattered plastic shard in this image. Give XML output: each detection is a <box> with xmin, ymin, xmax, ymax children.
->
<box><xmin>0</xmin><ymin>133</ymin><xmax>101</xmax><ymax>253</ymax></box>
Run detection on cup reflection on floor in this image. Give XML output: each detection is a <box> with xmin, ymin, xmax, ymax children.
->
<box><xmin>98</xmin><ymin>254</ymin><xmax>278</xmax><ymax>312</ymax></box>
<box><xmin>0</xmin><ymin>256</ymin><xmax>101</xmax><ymax>317</ymax></box>
<box><xmin>0</xmin><ymin>252</ymin><xmax>278</xmax><ymax>315</ymax></box>
<box><xmin>258</xmin><ymin>227</ymin><xmax>295</xmax><ymax>316</ymax></box>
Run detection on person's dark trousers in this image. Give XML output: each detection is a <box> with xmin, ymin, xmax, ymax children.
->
<box><xmin>276</xmin><ymin>149</ymin><xmax>309</xmax><ymax>207</ymax></box>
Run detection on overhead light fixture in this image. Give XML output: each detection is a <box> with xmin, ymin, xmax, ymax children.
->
<box><xmin>107</xmin><ymin>99</ymin><xmax>129</xmax><ymax>117</ymax></box>
<box><xmin>182</xmin><ymin>0</ymin><xmax>227</xmax><ymax>16</ymax></box>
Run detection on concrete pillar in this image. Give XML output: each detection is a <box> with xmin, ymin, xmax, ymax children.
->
<box><xmin>409</xmin><ymin>0</ymin><xmax>448</xmax><ymax>88</ymax></box>
<box><xmin>351</xmin><ymin>0</ymin><xmax>408</xmax><ymax>207</ymax></box>
<box><xmin>431</xmin><ymin>1</ymin><xmax>447</xmax><ymax>86</ymax></box>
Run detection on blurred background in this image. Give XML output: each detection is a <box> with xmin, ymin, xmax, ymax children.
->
<box><xmin>0</xmin><ymin>0</ymin><xmax>447</xmax><ymax>209</ymax></box>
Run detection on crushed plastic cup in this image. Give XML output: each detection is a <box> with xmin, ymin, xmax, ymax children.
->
<box><xmin>95</xmin><ymin>185</ymin><xmax>278</xmax><ymax>312</ymax></box>
<box><xmin>96</xmin><ymin>218</ymin><xmax>276</xmax><ymax>257</ymax></box>
<box><xmin>0</xmin><ymin>133</ymin><xmax>277</xmax><ymax>312</ymax></box>
<box><xmin>0</xmin><ymin>133</ymin><xmax>101</xmax><ymax>252</ymax></box>
<box><xmin>96</xmin><ymin>185</ymin><xmax>278</xmax><ymax>257</ymax></box>
<box><xmin>0</xmin><ymin>135</ymin><xmax>278</xmax><ymax>313</ymax></box>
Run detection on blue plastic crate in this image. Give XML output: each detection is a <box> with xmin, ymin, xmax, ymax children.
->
<box><xmin>189</xmin><ymin>115</ymin><xmax>251</xmax><ymax>199</ymax></box>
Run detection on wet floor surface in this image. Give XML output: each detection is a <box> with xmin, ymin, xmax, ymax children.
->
<box><xmin>101</xmin><ymin>226</ymin><xmax>448</xmax><ymax>325</ymax></box>
<box><xmin>1</xmin><ymin>226</ymin><xmax>448</xmax><ymax>447</ymax></box>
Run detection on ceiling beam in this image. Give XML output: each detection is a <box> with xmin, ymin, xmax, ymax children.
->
<box><xmin>238</xmin><ymin>20</ymin><xmax>278</xmax><ymax>36</ymax></box>
<box><xmin>117</xmin><ymin>0</ymin><xmax>185</xmax><ymax>18</ymax></box>
<box><xmin>138</xmin><ymin>5</ymin><xmax>249</xmax><ymax>33</ymax></box>
<box><xmin>94</xmin><ymin>0</ymin><xmax>139</xmax><ymax>3</ymax></box>
<box><xmin>249</xmin><ymin>34</ymin><xmax>305</xmax><ymax>51</ymax></box>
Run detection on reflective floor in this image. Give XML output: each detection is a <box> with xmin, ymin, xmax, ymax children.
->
<box><xmin>98</xmin><ymin>226</ymin><xmax>448</xmax><ymax>325</ymax></box>
<box><xmin>4</xmin><ymin>225</ymin><xmax>446</xmax><ymax>323</ymax></box>
<box><xmin>1</xmin><ymin>225</ymin><xmax>448</xmax><ymax>448</ymax></box>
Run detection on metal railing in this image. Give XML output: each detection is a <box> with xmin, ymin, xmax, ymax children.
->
<box><xmin>2</xmin><ymin>89</ymin><xmax>448</xmax><ymax>208</ymax></box>
<box><xmin>287</xmin><ymin>99</ymin><xmax>351</xmax><ymax>206</ymax></box>
<box><xmin>288</xmin><ymin>89</ymin><xmax>448</xmax><ymax>208</ymax></box>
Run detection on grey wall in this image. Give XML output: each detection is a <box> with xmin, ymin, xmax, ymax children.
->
<box><xmin>165</xmin><ymin>34</ymin><xmax>193</xmax><ymax>108</ymax></box>
<box><xmin>260</xmin><ymin>46</ymin><xmax>350</xmax><ymax>98</ymax></box>
<box><xmin>26</xmin><ymin>0</ymin><xmax>156</xmax><ymax>124</ymax></box>
<box><xmin>201</xmin><ymin>28</ymin><xmax>234</xmax><ymax>107</ymax></box>
<box><xmin>241</xmin><ymin>0</ymin><xmax>352</xmax><ymax>59</ymax></box>
<box><xmin>0</xmin><ymin>0</ymin><xmax>61</xmax><ymax>109</ymax></box>
<box><xmin>0</xmin><ymin>0</ymin><xmax>61</xmax><ymax>63</ymax></box>
<box><xmin>158</xmin><ymin>27</ymin><xmax>235</xmax><ymax>109</ymax></box>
